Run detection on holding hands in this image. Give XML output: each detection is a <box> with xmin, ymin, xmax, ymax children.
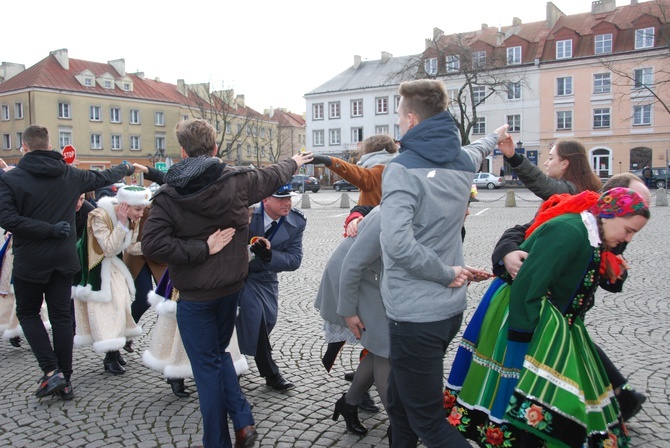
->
<box><xmin>448</xmin><ymin>266</ymin><xmax>474</xmax><ymax>288</ymax></box>
<box><xmin>292</xmin><ymin>152</ymin><xmax>314</xmax><ymax>168</ymax></box>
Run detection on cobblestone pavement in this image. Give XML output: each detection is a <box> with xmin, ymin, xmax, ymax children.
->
<box><xmin>0</xmin><ymin>189</ymin><xmax>668</xmax><ymax>447</ymax></box>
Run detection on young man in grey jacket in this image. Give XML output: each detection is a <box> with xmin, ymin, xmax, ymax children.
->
<box><xmin>379</xmin><ymin>79</ymin><xmax>510</xmax><ymax>447</ymax></box>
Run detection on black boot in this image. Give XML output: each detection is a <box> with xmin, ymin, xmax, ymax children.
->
<box><xmin>167</xmin><ymin>378</ymin><xmax>190</xmax><ymax>398</ymax></box>
<box><xmin>115</xmin><ymin>351</ymin><xmax>127</xmax><ymax>366</ymax></box>
<box><xmin>103</xmin><ymin>351</ymin><xmax>125</xmax><ymax>375</ymax></box>
<box><xmin>9</xmin><ymin>336</ymin><xmax>21</xmax><ymax>347</ymax></box>
<box><xmin>332</xmin><ymin>393</ymin><xmax>368</xmax><ymax>435</ymax></box>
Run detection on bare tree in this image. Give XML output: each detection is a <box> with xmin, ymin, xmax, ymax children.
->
<box><xmin>389</xmin><ymin>29</ymin><xmax>528</xmax><ymax>145</ymax></box>
<box><xmin>186</xmin><ymin>82</ymin><xmax>255</xmax><ymax>162</ymax></box>
<box><xmin>245</xmin><ymin>114</ymin><xmax>278</xmax><ymax>166</ymax></box>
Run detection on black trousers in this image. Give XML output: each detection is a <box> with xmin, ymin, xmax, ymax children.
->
<box><xmin>254</xmin><ymin>316</ymin><xmax>278</xmax><ymax>378</ymax></box>
<box><xmin>14</xmin><ymin>271</ymin><xmax>74</xmax><ymax>380</ymax></box>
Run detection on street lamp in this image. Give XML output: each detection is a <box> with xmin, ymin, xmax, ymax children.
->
<box><xmin>146</xmin><ymin>148</ymin><xmax>165</xmax><ymax>166</ymax></box>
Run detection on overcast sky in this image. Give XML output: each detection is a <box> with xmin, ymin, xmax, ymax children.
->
<box><xmin>3</xmin><ymin>0</ymin><xmax>635</xmax><ymax>114</ymax></box>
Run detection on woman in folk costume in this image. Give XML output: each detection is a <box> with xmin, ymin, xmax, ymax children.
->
<box><xmin>142</xmin><ymin>267</ymin><xmax>249</xmax><ymax>398</ymax></box>
<box><xmin>444</xmin><ymin>188</ymin><xmax>650</xmax><ymax>448</ymax></box>
<box><xmin>0</xmin><ymin>232</ymin><xmax>50</xmax><ymax>348</ymax></box>
<box><xmin>73</xmin><ymin>186</ymin><xmax>150</xmax><ymax>375</ymax></box>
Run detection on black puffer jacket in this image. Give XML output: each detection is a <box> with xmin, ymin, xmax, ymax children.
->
<box><xmin>0</xmin><ymin>150</ymin><xmax>132</xmax><ymax>282</ymax></box>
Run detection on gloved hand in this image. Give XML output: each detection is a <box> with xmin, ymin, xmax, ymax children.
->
<box><xmin>306</xmin><ymin>155</ymin><xmax>332</xmax><ymax>166</ymax></box>
<box><xmin>250</xmin><ymin>240</ymin><xmax>272</xmax><ymax>262</ymax></box>
<box><xmin>122</xmin><ymin>160</ymin><xmax>135</xmax><ymax>176</ymax></box>
<box><xmin>51</xmin><ymin>221</ymin><xmax>71</xmax><ymax>239</ymax></box>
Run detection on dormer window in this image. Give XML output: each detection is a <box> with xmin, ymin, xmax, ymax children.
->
<box><xmin>595</xmin><ymin>34</ymin><xmax>613</xmax><ymax>54</ymax></box>
<box><xmin>84</xmin><ymin>77</ymin><xmax>94</xmax><ymax>87</ymax></box>
<box><xmin>446</xmin><ymin>55</ymin><xmax>460</xmax><ymax>72</ymax></box>
<box><xmin>635</xmin><ymin>27</ymin><xmax>655</xmax><ymax>49</ymax></box>
<box><xmin>507</xmin><ymin>46</ymin><xmax>522</xmax><ymax>65</ymax></box>
<box><xmin>472</xmin><ymin>51</ymin><xmax>486</xmax><ymax>69</ymax></box>
<box><xmin>123</xmin><ymin>83</ymin><xmax>131</xmax><ymax>91</ymax></box>
<box><xmin>104</xmin><ymin>79</ymin><xmax>113</xmax><ymax>89</ymax></box>
<box><xmin>424</xmin><ymin>58</ymin><xmax>438</xmax><ymax>75</ymax></box>
<box><xmin>556</xmin><ymin>40</ymin><xmax>572</xmax><ymax>59</ymax></box>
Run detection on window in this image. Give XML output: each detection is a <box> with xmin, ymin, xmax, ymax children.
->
<box><xmin>329</xmin><ymin>102</ymin><xmax>341</xmax><ymax>119</ymax></box>
<box><xmin>59</xmin><ymin>131</ymin><xmax>72</xmax><ymax>149</ymax></box>
<box><xmin>111</xmin><ymin>134</ymin><xmax>122</xmax><ymax>150</ymax></box>
<box><xmin>313</xmin><ymin>130</ymin><xmax>324</xmax><ymax>146</ymax></box>
<box><xmin>91</xmin><ymin>133</ymin><xmax>102</xmax><ymax>149</ymax></box>
<box><xmin>472</xmin><ymin>86</ymin><xmax>486</xmax><ymax>105</ymax></box>
<box><xmin>352</xmin><ymin>127</ymin><xmax>363</xmax><ymax>143</ymax></box>
<box><xmin>84</xmin><ymin>77</ymin><xmax>93</xmax><ymax>87</ymax></box>
<box><xmin>448</xmin><ymin>88</ymin><xmax>460</xmax><ymax>106</ymax></box>
<box><xmin>246</xmin><ymin>144</ymin><xmax>252</xmax><ymax>156</ymax></box>
<box><xmin>556</xmin><ymin>111</ymin><xmax>573</xmax><ymax>130</ymax></box>
<box><xmin>594</xmin><ymin>73</ymin><xmax>611</xmax><ymax>94</ymax></box>
<box><xmin>329</xmin><ymin>129</ymin><xmax>341</xmax><ymax>145</ymax></box>
<box><xmin>236</xmin><ymin>124</ymin><xmax>242</xmax><ymax>134</ymax></box>
<box><xmin>260</xmin><ymin>127</ymin><xmax>266</xmax><ymax>138</ymax></box>
<box><xmin>472</xmin><ymin>51</ymin><xmax>486</xmax><ymax>68</ymax></box>
<box><xmin>14</xmin><ymin>102</ymin><xmax>23</xmax><ymax>119</ymax></box>
<box><xmin>110</xmin><ymin>107</ymin><xmax>121</xmax><ymax>123</ymax></box>
<box><xmin>595</xmin><ymin>34</ymin><xmax>612</xmax><ymax>54</ymax></box>
<box><xmin>375</xmin><ymin>125</ymin><xmax>389</xmax><ymax>135</ymax></box>
<box><xmin>58</xmin><ymin>102</ymin><xmax>71</xmax><ymax>119</ymax></box>
<box><xmin>507</xmin><ymin>46</ymin><xmax>521</xmax><ymax>65</ymax></box>
<box><xmin>634</xmin><ymin>68</ymin><xmax>652</xmax><ymax>89</ymax></box>
<box><xmin>394</xmin><ymin>95</ymin><xmax>400</xmax><ymax>112</ymax></box>
<box><xmin>473</xmin><ymin>117</ymin><xmax>486</xmax><ymax>135</ymax></box>
<box><xmin>215</xmin><ymin>120</ymin><xmax>222</xmax><ymax>133</ymax></box>
<box><xmin>252</xmin><ymin>126</ymin><xmax>258</xmax><ymax>137</ymax></box>
<box><xmin>246</xmin><ymin>125</ymin><xmax>251</xmax><ymax>136</ymax></box>
<box><xmin>446</xmin><ymin>55</ymin><xmax>460</xmax><ymax>72</ymax></box>
<box><xmin>225</xmin><ymin>123</ymin><xmax>231</xmax><ymax>134</ymax></box>
<box><xmin>557</xmin><ymin>77</ymin><xmax>573</xmax><ymax>96</ymax></box>
<box><xmin>635</xmin><ymin>27</ymin><xmax>655</xmax><ymax>49</ymax></box>
<box><xmin>104</xmin><ymin>79</ymin><xmax>113</xmax><ymax>89</ymax></box>
<box><xmin>15</xmin><ymin>132</ymin><xmax>23</xmax><ymax>149</ymax></box>
<box><xmin>507</xmin><ymin>82</ymin><xmax>521</xmax><ymax>100</ymax></box>
<box><xmin>351</xmin><ymin>99</ymin><xmax>363</xmax><ymax>117</ymax></box>
<box><xmin>2</xmin><ymin>134</ymin><xmax>10</xmax><ymax>149</ymax></box>
<box><xmin>130</xmin><ymin>135</ymin><xmax>141</xmax><ymax>150</ymax></box>
<box><xmin>593</xmin><ymin>108</ymin><xmax>611</xmax><ymax>128</ymax></box>
<box><xmin>633</xmin><ymin>104</ymin><xmax>652</xmax><ymax>125</ymax></box>
<box><xmin>556</xmin><ymin>40</ymin><xmax>572</xmax><ymax>59</ymax></box>
<box><xmin>1</xmin><ymin>105</ymin><xmax>8</xmax><ymax>121</ymax></box>
<box><xmin>506</xmin><ymin>114</ymin><xmax>521</xmax><ymax>132</ymax></box>
<box><xmin>394</xmin><ymin>124</ymin><xmax>401</xmax><ymax>140</ymax></box>
<box><xmin>182</xmin><ymin>115</ymin><xmax>189</xmax><ymax>121</ymax></box>
<box><xmin>155</xmin><ymin>112</ymin><xmax>165</xmax><ymax>126</ymax></box>
<box><xmin>156</xmin><ymin>135</ymin><xmax>165</xmax><ymax>151</ymax></box>
<box><xmin>424</xmin><ymin>57</ymin><xmax>437</xmax><ymax>75</ymax></box>
<box><xmin>269</xmin><ymin>128</ymin><xmax>274</xmax><ymax>139</ymax></box>
<box><xmin>376</xmin><ymin>97</ymin><xmax>388</xmax><ymax>114</ymax></box>
<box><xmin>123</xmin><ymin>82</ymin><xmax>131</xmax><ymax>91</ymax></box>
<box><xmin>313</xmin><ymin>103</ymin><xmax>324</xmax><ymax>120</ymax></box>
<box><xmin>90</xmin><ymin>106</ymin><xmax>101</xmax><ymax>121</ymax></box>
<box><xmin>130</xmin><ymin>109</ymin><xmax>140</xmax><ymax>124</ymax></box>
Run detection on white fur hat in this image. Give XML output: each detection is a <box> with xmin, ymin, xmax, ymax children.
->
<box><xmin>116</xmin><ymin>186</ymin><xmax>151</xmax><ymax>206</ymax></box>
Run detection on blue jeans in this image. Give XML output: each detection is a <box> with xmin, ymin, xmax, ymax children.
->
<box><xmin>177</xmin><ymin>291</ymin><xmax>254</xmax><ymax>448</ymax></box>
<box><xmin>387</xmin><ymin>314</ymin><xmax>470</xmax><ymax>448</ymax></box>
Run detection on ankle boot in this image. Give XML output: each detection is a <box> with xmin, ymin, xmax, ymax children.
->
<box><xmin>167</xmin><ymin>378</ymin><xmax>190</xmax><ymax>398</ymax></box>
<box><xmin>115</xmin><ymin>351</ymin><xmax>127</xmax><ymax>366</ymax></box>
<box><xmin>103</xmin><ymin>351</ymin><xmax>126</xmax><ymax>375</ymax></box>
<box><xmin>332</xmin><ymin>393</ymin><xmax>368</xmax><ymax>435</ymax></box>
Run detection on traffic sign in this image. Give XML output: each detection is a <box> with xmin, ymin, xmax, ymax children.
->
<box><xmin>62</xmin><ymin>145</ymin><xmax>76</xmax><ymax>164</ymax></box>
<box><xmin>155</xmin><ymin>162</ymin><xmax>168</xmax><ymax>172</ymax></box>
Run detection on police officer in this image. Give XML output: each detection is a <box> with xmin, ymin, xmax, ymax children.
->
<box><xmin>236</xmin><ymin>184</ymin><xmax>306</xmax><ymax>390</ymax></box>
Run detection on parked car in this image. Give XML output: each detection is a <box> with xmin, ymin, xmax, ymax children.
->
<box><xmin>333</xmin><ymin>179</ymin><xmax>359</xmax><ymax>192</ymax></box>
<box><xmin>291</xmin><ymin>175</ymin><xmax>321</xmax><ymax>193</ymax></box>
<box><xmin>95</xmin><ymin>181</ymin><xmax>126</xmax><ymax>200</ymax></box>
<box><xmin>631</xmin><ymin>167</ymin><xmax>669</xmax><ymax>189</ymax></box>
<box><xmin>473</xmin><ymin>172</ymin><xmax>505</xmax><ymax>190</ymax></box>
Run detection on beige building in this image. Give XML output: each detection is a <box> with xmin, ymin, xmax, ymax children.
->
<box><xmin>0</xmin><ymin>48</ymin><xmax>285</xmax><ymax>182</ymax></box>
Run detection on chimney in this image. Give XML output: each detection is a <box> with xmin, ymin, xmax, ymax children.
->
<box><xmin>433</xmin><ymin>27</ymin><xmax>444</xmax><ymax>41</ymax></box>
<box><xmin>108</xmin><ymin>58</ymin><xmax>126</xmax><ymax>76</ymax></box>
<box><xmin>353</xmin><ymin>55</ymin><xmax>362</xmax><ymax>69</ymax></box>
<box><xmin>512</xmin><ymin>17</ymin><xmax>522</xmax><ymax>26</ymax></box>
<box><xmin>236</xmin><ymin>95</ymin><xmax>245</xmax><ymax>108</ymax></box>
<box><xmin>177</xmin><ymin>79</ymin><xmax>187</xmax><ymax>96</ymax></box>
<box><xmin>497</xmin><ymin>27</ymin><xmax>505</xmax><ymax>46</ymax></box>
<box><xmin>0</xmin><ymin>62</ymin><xmax>26</xmax><ymax>82</ymax></box>
<box><xmin>154</xmin><ymin>77</ymin><xmax>160</xmax><ymax>82</ymax></box>
<box><xmin>50</xmin><ymin>48</ymin><xmax>69</xmax><ymax>70</ymax></box>
<box><xmin>591</xmin><ymin>0</ymin><xmax>616</xmax><ymax>14</ymax></box>
<box><xmin>132</xmin><ymin>71</ymin><xmax>145</xmax><ymax>80</ymax></box>
<box><xmin>631</xmin><ymin>0</ymin><xmax>638</xmax><ymax>4</ymax></box>
<box><xmin>381</xmin><ymin>51</ymin><xmax>392</xmax><ymax>63</ymax></box>
<box><xmin>481</xmin><ymin>23</ymin><xmax>488</xmax><ymax>30</ymax></box>
<box><xmin>546</xmin><ymin>2</ymin><xmax>566</xmax><ymax>28</ymax></box>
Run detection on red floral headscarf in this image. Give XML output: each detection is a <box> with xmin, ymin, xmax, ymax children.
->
<box><xmin>589</xmin><ymin>187</ymin><xmax>648</xmax><ymax>219</ymax></box>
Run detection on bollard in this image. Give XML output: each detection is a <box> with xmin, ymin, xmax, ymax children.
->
<box><xmin>340</xmin><ymin>193</ymin><xmax>350</xmax><ymax>209</ymax></box>
<box><xmin>656</xmin><ymin>188</ymin><xmax>668</xmax><ymax>206</ymax></box>
<box><xmin>505</xmin><ymin>189</ymin><xmax>516</xmax><ymax>207</ymax></box>
<box><xmin>301</xmin><ymin>193</ymin><xmax>311</xmax><ymax>209</ymax></box>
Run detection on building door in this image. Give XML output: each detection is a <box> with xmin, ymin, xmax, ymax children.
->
<box><xmin>591</xmin><ymin>148</ymin><xmax>611</xmax><ymax>178</ymax></box>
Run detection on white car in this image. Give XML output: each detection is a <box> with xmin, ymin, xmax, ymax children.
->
<box><xmin>473</xmin><ymin>172</ymin><xmax>505</xmax><ymax>190</ymax></box>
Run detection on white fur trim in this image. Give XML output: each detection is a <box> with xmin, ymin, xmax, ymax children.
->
<box><xmin>92</xmin><ymin>337</ymin><xmax>126</xmax><ymax>353</ymax></box>
<box><xmin>164</xmin><ymin>364</ymin><xmax>193</xmax><ymax>379</ymax></box>
<box><xmin>3</xmin><ymin>327</ymin><xmax>23</xmax><ymax>339</ymax></box>
<box><xmin>154</xmin><ymin>299</ymin><xmax>177</xmax><ymax>318</ymax></box>
<box><xmin>125</xmin><ymin>324</ymin><xmax>143</xmax><ymax>338</ymax></box>
<box><xmin>0</xmin><ymin>324</ymin><xmax>7</xmax><ymax>332</ymax></box>
<box><xmin>116</xmin><ymin>186</ymin><xmax>151</xmax><ymax>207</ymax></box>
<box><xmin>74</xmin><ymin>257</ymin><xmax>136</xmax><ymax>303</ymax></box>
<box><xmin>74</xmin><ymin>334</ymin><xmax>94</xmax><ymax>347</ymax></box>
<box><xmin>147</xmin><ymin>291</ymin><xmax>166</xmax><ymax>308</ymax></box>
<box><xmin>142</xmin><ymin>350</ymin><xmax>170</xmax><ymax>373</ymax></box>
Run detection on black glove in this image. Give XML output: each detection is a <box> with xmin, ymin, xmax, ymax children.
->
<box><xmin>51</xmin><ymin>221</ymin><xmax>71</xmax><ymax>239</ymax></box>
<box><xmin>121</xmin><ymin>161</ymin><xmax>135</xmax><ymax>176</ymax></box>
<box><xmin>307</xmin><ymin>155</ymin><xmax>332</xmax><ymax>166</ymax></box>
<box><xmin>250</xmin><ymin>240</ymin><xmax>272</xmax><ymax>262</ymax></box>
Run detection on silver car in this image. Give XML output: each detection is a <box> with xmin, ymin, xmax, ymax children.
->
<box><xmin>473</xmin><ymin>172</ymin><xmax>505</xmax><ymax>190</ymax></box>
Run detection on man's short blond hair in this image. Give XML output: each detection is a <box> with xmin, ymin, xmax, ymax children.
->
<box><xmin>398</xmin><ymin>80</ymin><xmax>449</xmax><ymax>123</ymax></box>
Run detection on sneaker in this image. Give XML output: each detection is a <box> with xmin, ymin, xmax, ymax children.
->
<box><xmin>58</xmin><ymin>381</ymin><xmax>75</xmax><ymax>401</ymax></box>
<box><xmin>617</xmin><ymin>386</ymin><xmax>647</xmax><ymax>422</ymax></box>
<box><xmin>35</xmin><ymin>370</ymin><xmax>66</xmax><ymax>398</ymax></box>
<box><xmin>359</xmin><ymin>391</ymin><xmax>380</xmax><ymax>413</ymax></box>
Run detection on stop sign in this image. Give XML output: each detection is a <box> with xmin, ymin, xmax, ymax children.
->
<box><xmin>62</xmin><ymin>145</ymin><xmax>77</xmax><ymax>164</ymax></box>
